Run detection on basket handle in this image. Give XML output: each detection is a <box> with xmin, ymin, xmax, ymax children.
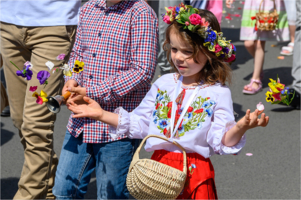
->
<box><xmin>129</xmin><ymin>134</ymin><xmax>187</xmax><ymax>173</ymax></box>
<box><xmin>259</xmin><ymin>0</ymin><xmax>276</xmax><ymax>13</ymax></box>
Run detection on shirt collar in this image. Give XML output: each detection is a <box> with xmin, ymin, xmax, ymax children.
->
<box><xmin>95</xmin><ymin>0</ymin><xmax>128</xmax><ymax>11</ymax></box>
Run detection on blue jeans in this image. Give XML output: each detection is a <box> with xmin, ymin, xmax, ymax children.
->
<box><xmin>53</xmin><ymin>130</ymin><xmax>141</xmax><ymax>199</ymax></box>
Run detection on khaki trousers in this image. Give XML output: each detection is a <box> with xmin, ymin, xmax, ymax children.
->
<box><xmin>0</xmin><ymin>22</ymin><xmax>76</xmax><ymax>199</ymax></box>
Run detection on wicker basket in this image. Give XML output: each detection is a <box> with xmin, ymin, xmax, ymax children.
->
<box><xmin>126</xmin><ymin>135</ymin><xmax>187</xmax><ymax>199</ymax></box>
<box><xmin>255</xmin><ymin>0</ymin><xmax>278</xmax><ymax>31</ymax></box>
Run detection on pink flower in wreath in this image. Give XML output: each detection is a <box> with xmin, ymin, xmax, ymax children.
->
<box><xmin>215</xmin><ymin>44</ymin><xmax>222</xmax><ymax>53</ymax></box>
<box><xmin>201</xmin><ymin>18</ymin><xmax>209</xmax><ymax>27</ymax></box>
<box><xmin>224</xmin><ymin>54</ymin><xmax>236</xmax><ymax>63</ymax></box>
<box><xmin>163</xmin><ymin>15</ymin><xmax>171</xmax><ymax>24</ymax></box>
<box><xmin>189</xmin><ymin>14</ymin><xmax>202</xmax><ymax>25</ymax></box>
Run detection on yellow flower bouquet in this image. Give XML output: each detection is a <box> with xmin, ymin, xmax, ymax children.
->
<box><xmin>265</xmin><ymin>76</ymin><xmax>295</xmax><ymax>106</ymax></box>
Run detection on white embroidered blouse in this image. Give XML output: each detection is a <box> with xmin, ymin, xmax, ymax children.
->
<box><xmin>110</xmin><ymin>73</ymin><xmax>246</xmax><ymax>158</ymax></box>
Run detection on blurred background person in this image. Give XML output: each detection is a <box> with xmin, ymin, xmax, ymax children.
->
<box><xmin>286</xmin><ymin>0</ymin><xmax>300</xmax><ymax>109</ymax></box>
<box><xmin>227</xmin><ymin>0</ymin><xmax>289</xmax><ymax>94</ymax></box>
<box><xmin>190</xmin><ymin>0</ymin><xmax>223</xmax><ymax>24</ymax></box>
<box><xmin>280</xmin><ymin>0</ymin><xmax>296</xmax><ymax>56</ymax></box>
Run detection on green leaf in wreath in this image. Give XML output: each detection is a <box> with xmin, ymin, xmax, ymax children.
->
<box><xmin>192</xmin><ymin>25</ymin><xmax>200</xmax><ymax>32</ymax></box>
<box><xmin>180</xmin><ymin>15</ymin><xmax>189</xmax><ymax>23</ymax></box>
<box><xmin>178</xmin><ymin>20</ymin><xmax>185</xmax><ymax>25</ymax></box>
<box><xmin>188</xmin><ymin>24</ymin><xmax>194</xmax><ymax>31</ymax></box>
<box><xmin>208</xmin><ymin>44</ymin><xmax>215</xmax><ymax>52</ymax></box>
<box><xmin>189</xmin><ymin>7</ymin><xmax>195</xmax><ymax>15</ymax></box>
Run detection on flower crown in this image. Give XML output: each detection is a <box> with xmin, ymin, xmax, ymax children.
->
<box><xmin>163</xmin><ymin>3</ymin><xmax>236</xmax><ymax>63</ymax></box>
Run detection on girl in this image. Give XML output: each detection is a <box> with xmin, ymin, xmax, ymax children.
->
<box><xmin>226</xmin><ymin>0</ymin><xmax>290</xmax><ymax>94</ymax></box>
<box><xmin>68</xmin><ymin>6</ymin><xmax>269</xmax><ymax>199</ymax></box>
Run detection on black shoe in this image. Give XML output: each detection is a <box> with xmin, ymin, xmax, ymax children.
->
<box><xmin>287</xmin><ymin>88</ymin><xmax>300</xmax><ymax>110</ymax></box>
<box><xmin>1</xmin><ymin>106</ymin><xmax>10</xmax><ymax>117</ymax></box>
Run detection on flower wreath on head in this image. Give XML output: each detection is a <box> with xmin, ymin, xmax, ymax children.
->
<box><xmin>163</xmin><ymin>3</ymin><xmax>236</xmax><ymax>63</ymax></box>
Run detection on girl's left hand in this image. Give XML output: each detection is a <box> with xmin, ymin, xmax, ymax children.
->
<box><xmin>68</xmin><ymin>96</ymin><xmax>104</xmax><ymax>120</ymax></box>
<box><xmin>236</xmin><ymin>109</ymin><xmax>269</xmax><ymax>130</ymax></box>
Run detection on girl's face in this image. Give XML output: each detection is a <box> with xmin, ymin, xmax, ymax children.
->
<box><xmin>170</xmin><ymin>31</ymin><xmax>208</xmax><ymax>84</ymax></box>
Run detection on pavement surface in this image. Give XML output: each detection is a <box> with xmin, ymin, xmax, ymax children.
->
<box><xmin>1</xmin><ymin>1</ymin><xmax>300</xmax><ymax>199</ymax></box>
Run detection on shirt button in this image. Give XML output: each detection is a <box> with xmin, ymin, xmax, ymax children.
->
<box><xmin>98</xmin><ymin>32</ymin><xmax>101</xmax><ymax>37</ymax></box>
<box><xmin>89</xmin><ymin>75</ymin><xmax>93</xmax><ymax>79</ymax></box>
<box><xmin>92</xmin><ymin>53</ymin><xmax>96</xmax><ymax>57</ymax></box>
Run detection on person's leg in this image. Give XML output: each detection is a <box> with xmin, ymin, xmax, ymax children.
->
<box><xmin>289</xmin><ymin>25</ymin><xmax>296</xmax><ymax>44</ymax></box>
<box><xmin>94</xmin><ymin>138</ymin><xmax>138</xmax><ymax>199</ymax></box>
<box><xmin>244</xmin><ymin>40</ymin><xmax>255</xmax><ymax>58</ymax></box>
<box><xmin>20</xmin><ymin>25</ymin><xmax>76</xmax><ymax>199</ymax></box>
<box><xmin>281</xmin><ymin>0</ymin><xmax>296</xmax><ymax>55</ymax></box>
<box><xmin>53</xmin><ymin>131</ymin><xmax>96</xmax><ymax>199</ymax></box>
<box><xmin>284</xmin><ymin>0</ymin><xmax>296</xmax><ymax>43</ymax></box>
<box><xmin>1</xmin><ymin>23</ymin><xmax>77</xmax><ymax>199</ymax></box>
<box><xmin>252</xmin><ymin>40</ymin><xmax>265</xmax><ymax>80</ymax></box>
<box><xmin>244</xmin><ymin>40</ymin><xmax>265</xmax><ymax>91</ymax></box>
<box><xmin>292</xmin><ymin>0</ymin><xmax>301</xmax><ymax>94</ymax></box>
<box><xmin>0</xmin><ymin>54</ymin><xmax>10</xmax><ymax>116</ymax></box>
<box><xmin>0</xmin><ymin>22</ymin><xmax>29</xmax><ymax>134</ymax></box>
<box><xmin>290</xmin><ymin>0</ymin><xmax>301</xmax><ymax>108</ymax></box>
<box><xmin>0</xmin><ymin>23</ymin><xmax>34</xmax><ymax>198</ymax></box>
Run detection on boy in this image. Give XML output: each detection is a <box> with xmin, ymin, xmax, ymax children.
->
<box><xmin>53</xmin><ymin>0</ymin><xmax>158</xmax><ymax>199</ymax></box>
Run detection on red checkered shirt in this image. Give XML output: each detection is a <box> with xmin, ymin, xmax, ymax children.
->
<box><xmin>65</xmin><ymin>0</ymin><xmax>158</xmax><ymax>143</ymax></box>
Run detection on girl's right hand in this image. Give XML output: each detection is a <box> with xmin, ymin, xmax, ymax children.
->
<box><xmin>68</xmin><ymin>96</ymin><xmax>103</xmax><ymax>120</ymax></box>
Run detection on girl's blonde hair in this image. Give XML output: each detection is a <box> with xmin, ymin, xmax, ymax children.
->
<box><xmin>163</xmin><ymin>9</ymin><xmax>232</xmax><ymax>85</ymax></box>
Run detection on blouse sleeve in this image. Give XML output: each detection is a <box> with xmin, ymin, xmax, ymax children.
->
<box><xmin>206</xmin><ymin>86</ymin><xmax>246</xmax><ymax>155</ymax></box>
<box><xmin>109</xmin><ymin>80</ymin><xmax>159</xmax><ymax>139</ymax></box>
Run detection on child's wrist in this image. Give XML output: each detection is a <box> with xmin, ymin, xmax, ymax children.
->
<box><xmin>235</xmin><ymin>123</ymin><xmax>249</xmax><ymax>132</ymax></box>
<box><xmin>98</xmin><ymin>110</ymin><xmax>105</xmax><ymax>121</ymax></box>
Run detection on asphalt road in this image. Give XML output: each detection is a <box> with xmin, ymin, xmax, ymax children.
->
<box><xmin>1</xmin><ymin>1</ymin><xmax>300</xmax><ymax>199</ymax></box>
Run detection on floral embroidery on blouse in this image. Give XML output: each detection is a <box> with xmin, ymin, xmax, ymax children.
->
<box><xmin>153</xmin><ymin>88</ymin><xmax>216</xmax><ymax>138</ymax></box>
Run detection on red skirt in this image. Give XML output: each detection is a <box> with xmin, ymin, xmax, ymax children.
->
<box><xmin>151</xmin><ymin>150</ymin><xmax>218</xmax><ymax>199</ymax></box>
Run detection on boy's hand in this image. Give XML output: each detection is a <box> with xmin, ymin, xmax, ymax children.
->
<box><xmin>63</xmin><ymin>80</ymin><xmax>78</xmax><ymax>96</ymax></box>
<box><xmin>66</xmin><ymin>86</ymin><xmax>87</xmax><ymax>107</ymax></box>
<box><xmin>69</xmin><ymin>96</ymin><xmax>103</xmax><ymax>120</ymax></box>
<box><xmin>68</xmin><ymin>86</ymin><xmax>86</xmax><ymax>96</ymax></box>
<box><xmin>236</xmin><ymin>109</ymin><xmax>269</xmax><ymax>130</ymax></box>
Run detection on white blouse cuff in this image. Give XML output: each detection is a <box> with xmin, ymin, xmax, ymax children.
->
<box><xmin>128</xmin><ymin>113</ymin><xmax>145</xmax><ymax>139</ymax></box>
<box><xmin>109</xmin><ymin>107</ymin><xmax>143</xmax><ymax>139</ymax></box>
<box><xmin>109</xmin><ymin>107</ymin><xmax>130</xmax><ymax>139</ymax></box>
<box><xmin>214</xmin><ymin>121</ymin><xmax>246</xmax><ymax>155</ymax></box>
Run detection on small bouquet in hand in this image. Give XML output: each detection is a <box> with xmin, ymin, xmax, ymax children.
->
<box><xmin>265</xmin><ymin>76</ymin><xmax>295</xmax><ymax>106</ymax></box>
